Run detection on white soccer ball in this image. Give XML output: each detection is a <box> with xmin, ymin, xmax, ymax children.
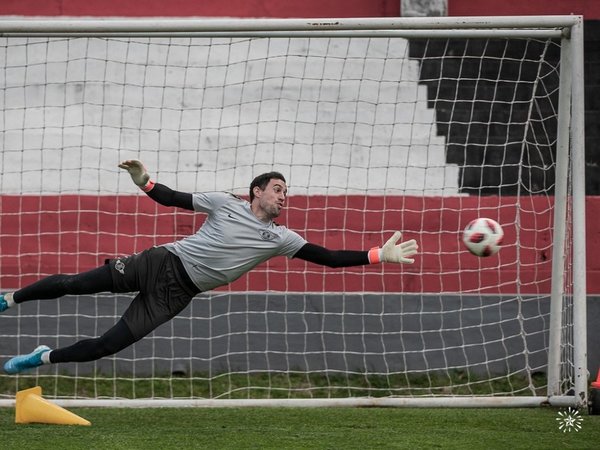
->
<box><xmin>462</xmin><ymin>217</ymin><xmax>504</xmax><ymax>257</ymax></box>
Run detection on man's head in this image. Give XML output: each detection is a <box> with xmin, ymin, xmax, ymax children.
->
<box><xmin>249</xmin><ymin>171</ymin><xmax>288</xmax><ymax>221</ymax></box>
<box><xmin>249</xmin><ymin>171</ymin><xmax>287</xmax><ymax>202</ymax></box>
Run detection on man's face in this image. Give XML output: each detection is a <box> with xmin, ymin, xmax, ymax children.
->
<box><xmin>254</xmin><ymin>178</ymin><xmax>288</xmax><ymax>219</ymax></box>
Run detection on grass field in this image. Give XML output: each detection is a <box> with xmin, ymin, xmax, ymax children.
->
<box><xmin>0</xmin><ymin>370</ymin><xmax>548</xmax><ymax>399</ymax></box>
<box><xmin>0</xmin><ymin>406</ymin><xmax>599</xmax><ymax>449</ymax></box>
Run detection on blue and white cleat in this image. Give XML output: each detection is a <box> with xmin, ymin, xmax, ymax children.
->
<box><xmin>0</xmin><ymin>294</ymin><xmax>8</xmax><ymax>312</ymax></box>
<box><xmin>4</xmin><ymin>345</ymin><xmax>51</xmax><ymax>374</ymax></box>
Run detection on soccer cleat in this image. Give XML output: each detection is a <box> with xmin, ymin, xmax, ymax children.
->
<box><xmin>0</xmin><ymin>294</ymin><xmax>8</xmax><ymax>312</ymax></box>
<box><xmin>4</xmin><ymin>345</ymin><xmax>51</xmax><ymax>374</ymax></box>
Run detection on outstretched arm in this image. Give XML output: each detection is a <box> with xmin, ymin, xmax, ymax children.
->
<box><xmin>294</xmin><ymin>232</ymin><xmax>418</xmax><ymax>268</ymax></box>
<box><xmin>119</xmin><ymin>160</ymin><xmax>194</xmax><ymax>211</ymax></box>
<box><xmin>294</xmin><ymin>243</ymin><xmax>369</xmax><ymax>268</ymax></box>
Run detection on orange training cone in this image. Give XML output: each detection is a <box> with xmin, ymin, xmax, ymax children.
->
<box><xmin>15</xmin><ymin>386</ymin><xmax>91</xmax><ymax>426</ymax></box>
<box><xmin>592</xmin><ymin>369</ymin><xmax>600</xmax><ymax>389</ymax></box>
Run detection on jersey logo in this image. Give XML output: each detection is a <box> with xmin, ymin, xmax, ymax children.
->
<box><xmin>259</xmin><ymin>229</ymin><xmax>277</xmax><ymax>241</ymax></box>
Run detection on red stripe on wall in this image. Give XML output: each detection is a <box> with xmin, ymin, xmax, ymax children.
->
<box><xmin>0</xmin><ymin>0</ymin><xmax>597</xmax><ymax>19</ymax></box>
<box><xmin>449</xmin><ymin>0</ymin><xmax>600</xmax><ymax>19</ymax></box>
<box><xmin>0</xmin><ymin>0</ymin><xmax>400</xmax><ymax>18</ymax></box>
<box><xmin>2</xmin><ymin>195</ymin><xmax>598</xmax><ymax>294</ymax></box>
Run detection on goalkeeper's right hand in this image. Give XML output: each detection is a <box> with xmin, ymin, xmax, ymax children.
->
<box><xmin>118</xmin><ymin>159</ymin><xmax>154</xmax><ymax>191</ymax></box>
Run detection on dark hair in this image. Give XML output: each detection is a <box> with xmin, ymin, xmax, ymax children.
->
<box><xmin>249</xmin><ymin>171</ymin><xmax>286</xmax><ymax>202</ymax></box>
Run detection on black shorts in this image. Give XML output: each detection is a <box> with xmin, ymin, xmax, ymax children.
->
<box><xmin>107</xmin><ymin>246</ymin><xmax>200</xmax><ymax>341</ymax></box>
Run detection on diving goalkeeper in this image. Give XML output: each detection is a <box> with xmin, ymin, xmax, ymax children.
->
<box><xmin>0</xmin><ymin>160</ymin><xmax>418</xmax><ymax>374</ymax></box>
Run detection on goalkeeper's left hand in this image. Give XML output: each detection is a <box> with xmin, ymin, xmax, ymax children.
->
<box><xmin>370</xmin><ymin>232</ymin><xmax>418</xmax><ymax>264</ymax></box>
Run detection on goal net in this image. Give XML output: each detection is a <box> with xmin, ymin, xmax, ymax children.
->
<box><xmin>0</xmin><ymin>17</ymin><xmax>586</xmax><ymax>407</ymax></box>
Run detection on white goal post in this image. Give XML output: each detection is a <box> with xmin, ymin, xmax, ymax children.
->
<box><xmin>0</xmin><ymin>16</ymin><xmax>586</xmax><ymax>408</ymax></box>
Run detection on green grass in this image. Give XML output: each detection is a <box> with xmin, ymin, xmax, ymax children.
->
<box><xmin>0</xmin><ymin>407</ymin><xmax>599</xmax><ymax>449</ymax></box>
<box><xmin>0</xmin><ymin>370</ymin><xmax>547</xmax><ymax>399</ymax></box>
<box><xmin>0</xmin><ymin>372</ymin><xmax>587</xmax><ymax>448</ymax></box>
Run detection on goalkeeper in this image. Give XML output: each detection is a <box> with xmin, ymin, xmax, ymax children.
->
<box><xmin>0</xmin><ymin>160</ymin><xmax>418</xmax><ymax>374</ymax></box>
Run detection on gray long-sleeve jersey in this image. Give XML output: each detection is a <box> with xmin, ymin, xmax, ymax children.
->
<box><xmin>163</xmin><ymin>191</ymin><xmax>307</xmax><ymax>292</ymax></box>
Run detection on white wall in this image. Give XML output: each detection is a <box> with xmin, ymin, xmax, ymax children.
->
<box><xmin>1</xmin><ymin>36</ymin><xmax>459</xmax><ymax>196</ymax></box>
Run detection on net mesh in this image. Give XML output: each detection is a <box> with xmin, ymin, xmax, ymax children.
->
<box><xmin>0</xmin><ymin>33</ymin><xmax>573</xmax><ymax>400</ymax></box>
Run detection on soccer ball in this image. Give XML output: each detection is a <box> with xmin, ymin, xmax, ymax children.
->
<box><xmin>462</xmin><ymin>218</ymin><xmax>504</xmax><ymax>257</ymax></box>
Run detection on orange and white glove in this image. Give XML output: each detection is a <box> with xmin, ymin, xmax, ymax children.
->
<box><xmin>368</xmin><ymin>232</ymin><xmax>418</xmax><ymax>264</ymax></box>
<box><xmin>118</xmin><ymin>159</ymin><xmax>154</xmax><ymax>192</ymax></box>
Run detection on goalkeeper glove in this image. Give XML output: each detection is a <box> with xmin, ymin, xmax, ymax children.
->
<box><xmin>368</xmin><ymin>232</ymin><xmax>418</xmax><ymax>264</ymax></box>
<box><xmin>118</xmin><ymin>159</ymin><xmax>154</xmax><ymax>192</ymax></box>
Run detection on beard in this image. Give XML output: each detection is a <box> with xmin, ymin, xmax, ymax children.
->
<box><xmin>268</xmin><ymin>204</ymin><xmax>281</xmax><ymax>218</ymax></box>
<box><xmin>262</xmin><ymin>201</ymin><xmax>281</xmax><ymax>219</ymax></box>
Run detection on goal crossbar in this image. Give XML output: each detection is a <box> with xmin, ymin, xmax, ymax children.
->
<box><xmin>0</xmin><ymin>15</ymin><xmax>578</xmax><ymax>37</ymax></box>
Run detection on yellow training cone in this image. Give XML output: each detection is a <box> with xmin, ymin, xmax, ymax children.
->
<box><xmin>15</xmin><ymin>386</ymin><xmax>91</xmax><ymax>426</ymax></box>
